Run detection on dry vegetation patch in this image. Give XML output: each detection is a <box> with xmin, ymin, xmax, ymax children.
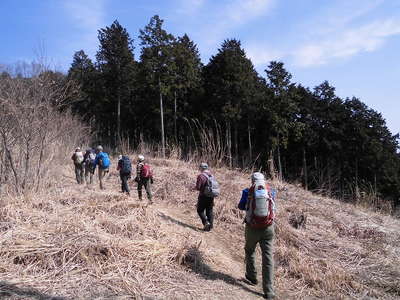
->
<box><xmin>0</xmin><ymin>157</ymin><xmax>399</xmax><ymax>299</ymax></box>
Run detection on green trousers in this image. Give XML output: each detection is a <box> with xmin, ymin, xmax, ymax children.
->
<box><xmin>245</xmin><ymin>223</ymin><xmax>275</xmax><ymax>298</ymax></box>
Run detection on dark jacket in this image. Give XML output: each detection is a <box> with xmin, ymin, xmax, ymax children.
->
<box><xmin>196</xmin><ymin>170</ymin><xmax>212</xmax><ymax>196</ymax></box>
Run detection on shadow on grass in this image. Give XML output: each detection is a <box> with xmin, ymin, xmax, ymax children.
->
<box><xmin>181</xmin><ymin>245</ymin><xmax>264</xmax><ymax>297</ymax></box>
<box><xmin>0</xmin><ymin>281</ymin><xmax>66</xmax><ymax>300</ymax></box>
<box><xmin>158</xmin><ymin>212</ymin><xmax>201</xmax><ymax>231</ymax></box>
<box><xmin>159</xmin><ymin>212</ymin><xmax>264</xmax><ymax>297</ymax></box>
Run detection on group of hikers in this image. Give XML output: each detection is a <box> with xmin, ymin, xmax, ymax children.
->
<box><xmin>71</xmin><ymin>146</ymin><xmax>153</xmax><ymax>201</ymax></box>
<box><xmin>71</xmin><ymin>146</ymin><xmax>276</xmax><ymax>299</ymax></box>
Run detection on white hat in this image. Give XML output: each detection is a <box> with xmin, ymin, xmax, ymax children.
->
<box><xmin>138</xmin><ymin>155</ymin><xmax>144</xmax><ymax>162</ymax></box>
<box><xmin>251</xmin><ymin>172</ymin><xmax>266</xmax><ymax>188</ymax></box>
<box><xmin>199</xmin><ymin>162</ymin><xmax>208</xmax><ymax>170</ymax></box>
<box><xmin>251</xmin><ymin>172</ymin><xmax>265</xmax><ymax>181</ymax></box>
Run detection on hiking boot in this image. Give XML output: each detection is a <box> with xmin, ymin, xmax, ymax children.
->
<box><xmin>245</xmin><ymin>274</ymin><xmax>258</xmax><ymax>285</ymax></box>
<box><xmin>204</xmin><ymin>222</ymin><xmax>211</xmax><ymax>232</ymax></box>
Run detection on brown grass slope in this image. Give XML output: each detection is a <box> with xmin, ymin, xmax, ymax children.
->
<box><xmin>0</xmin><ymin>157</ymin><xmax>399</xmax><ymax>299</ymax></box>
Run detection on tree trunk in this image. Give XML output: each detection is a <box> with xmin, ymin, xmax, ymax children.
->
<box><xmin>248</xmin><ymin>120</ymin><xmax>252</xmax><ymax>162</ymax></box>
<box><xmin>268</xmin><ymin>150</ymin><xmax>275</xmax><ymax>180</ymax></box>
<box><xmin>327</xmin><ymin>158</ymin><xmax>332</xmax><ymax>197</ymax></box>
<box><xmin>277</xmin><ymin>135</ymin><xmax>282</xmax><ymax>181</ymax></box>
<box><xmin>117</xmin><ymin>93</ymin><xmax>121</xmax><ymax>149</ymax></box>
<box><xmin>22</xmin><ymin>138</ymin><xmax>31</xmax><ymax>191</ymax></box>
<box><xmin>226</xmin><ymin>121</ymin><xmax>232</xmax><ymax>168</ymax></box>
<box><xmin>1</xmin><ymin>133</ymin><xmax>19</xmax><ymax>193</ymax></box>
<box><xmin>159</xmin><ymin>78</ymin><xmax>165</xmax><ymax>158</ymax></box>
<box><xmin>234</xmin><ymin>123</ymin><xmax>238</xmax><ymax>167</ymax></box>
<box><xmin>303</xmin><ymin>146</ymin><xmax>308</xmax><ymax>190</ymax></box>
<box><xmin>35</xmin><ymin>135</ymin><xmax>46</xmax><ymax>192</ymax></box>
<box><xmin>355</xmin><ymin>158</ymin><xmax>359</xmax><ymax>200</ymax></box>
<box><xmin>174</xmin><ymin>90</ymin><xmax>177</xmax><ymax>144</ymax></box>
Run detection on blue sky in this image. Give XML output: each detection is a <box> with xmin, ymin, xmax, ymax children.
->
<box><xmin>1</xmin><ymin>0</ymin><xmax>399</xmax><ymax>135</ymax></box>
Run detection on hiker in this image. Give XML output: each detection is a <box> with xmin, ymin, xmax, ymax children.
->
<box><xmin>117</xmin><ymin>154</ymin><xmax>132</xmax><ymax>195</ymax></box>
<box><xmin>238</xmin><ymin>172</ymin><xmax>276</xmax><ymax>300</ymax></box>
<box><xmin>93</xmin><ymin>145</ymin><xmax>110</xmax><ymax>190</ymax></box>
<box><xmin>135</xmin><ymin>155</ymin><xmax>153</xmax><ymax>202</ymax></box>
<box><xmin>194</xmin><ymin>162</ymin><xmax>220</xmax><ymax>231</ymax></box>
<box><xmin>71</xmin><ymin>147</ymin><xmax>84</xmax><ymax>184</ymax></box>
<box><xmin>83</xmin><ymin>148</ymin><xmax>96</xmax><ymax>184</ymax></box>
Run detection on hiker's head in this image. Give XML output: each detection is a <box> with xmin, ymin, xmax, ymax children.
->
<box><xmin>96</xmin><ymin>145</ymin><xmax>103</xmax><ymax>153</ymax></box>
<box><xmin>75</xmin><ymin>147</ymin><xmax>81</xmax><ymax>152</ymax></box>
<box><xmin>118</xmin><ymin>155</ymin><xmax>122</xmax><ymax>160</ymax></box>
<box><xmin>138</xmin><ymin>155</ymin><xmax>145</xmax><ymax>162</ymax></box>
<box><xmin>199</xmin><ymin>162</ymin><xmax>208</xmax><ymax>171</ymax></box>
<box><xmin>251</xmin><ymin>172</ymin><xmax>265</xmax><ymax>186</ymax></box>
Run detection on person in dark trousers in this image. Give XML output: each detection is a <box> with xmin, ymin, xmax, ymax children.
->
<box><xmin>71</xmin><ymin>147</ymin><xmax>84</xmax><ymax>184</ymax></box>
<box><xmin>135</xmin><ymin>155</ymin><xmax>153</xmax><ymax>203</ymax></box>
<box><xmin>117</xmin><ymin>155</ymin><xmax>131</xmax><ymax>195</ymax></box>
<box><xmin>83</xmin><ymin>148</ymin><xmax>96</xmax><ymax>185</ymax></box>
<box><xmin>238</xmin><ymin>172</ymin><xmax>275</xmax><ymax>300</ymax></box>
<box><xmin>194</xmin><ymin>162</ymin><xmax>214</xmax><ymax>231</ymax></box>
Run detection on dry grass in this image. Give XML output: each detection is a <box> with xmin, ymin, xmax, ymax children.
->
<box><xmin>0</xmin><ymin>156</ymin><xmax>399</xmax><ymax>299</ymax></box>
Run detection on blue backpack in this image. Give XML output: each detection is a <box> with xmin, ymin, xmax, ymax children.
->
<box><xmin>120</xmin><ymin>156</ymin><xmax>132</xmax><ymax>174</ymax></box>
<box><xmin>99</xmin><ymin>152</ymin><xmax>110</xmax><ymax>169</ymax></box>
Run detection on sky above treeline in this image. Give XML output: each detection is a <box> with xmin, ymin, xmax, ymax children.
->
<box><xmin>1</xmin><ymin>0</ymin><xmax>399</xmax><ymax>135</ymax></box>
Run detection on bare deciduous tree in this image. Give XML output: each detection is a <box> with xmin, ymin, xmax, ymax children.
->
<box><xmin>0</xmin><ymin>64</ymin><xmax>89</xmax><ymax>195</ymax></box>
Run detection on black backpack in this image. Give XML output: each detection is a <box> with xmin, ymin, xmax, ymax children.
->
<box><xmin>121</xmin><ymin>156</ymin><xmax>132</xmax><ymax>174</ymax></box>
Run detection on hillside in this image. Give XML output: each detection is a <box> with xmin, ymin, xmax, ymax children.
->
<box><xmin>0</xmin><ymin>156</ymin><xmax>399</xmax><ymax>299</ymax></box>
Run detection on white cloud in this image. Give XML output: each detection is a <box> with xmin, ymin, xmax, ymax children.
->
<box><xmin>63</xmin><ymin>0</ymin><xmax>107</xmax><ymax>56</ymax></box>
<box><xmin>196</xmin><ymin>0</ymin><xmax>275</xmax><ymax>52</ymax></box>
<box><xmin>226</xmin><ymin>0</ymin><xmax>274</xmax><ymax>24</ymax></box>
<box><xmin>294</xmin><ymin>19</ymin><xmax>400</xmax><ymax>67</ymax></box>
<box><xmin>246</xmin><ymin>45</ymin><xmax>283</xmax><ymax>66</ymax></box>
<box><xmin>175</xmin><ymin>0</ymin><xmax>205</xmax><ymax>15</ymax></box>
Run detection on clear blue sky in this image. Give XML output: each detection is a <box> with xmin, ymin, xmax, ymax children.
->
<box><xmin>1</xmin><ymin>0</ymin><xmax>399</xmax><ymax>135</ymax></box>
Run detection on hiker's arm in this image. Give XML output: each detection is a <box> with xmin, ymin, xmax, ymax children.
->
<box><xmin>195</xmin><ymin>175</ymin><xmax>203</xmax><ymax>191</ymax></box>
<box><xmin>93</xmin><ymin>155</ymin><xmax>99</xmax><ymax>168</ymax></box>
<box><xmin>238</xmin><ymin>188</ymin><xmax>249</xmax><ymax>210</ymax></box>
<box><xmin>136</xmin><ymin>164</ymin><xmax>142</xmax><ymax>180</ymax></box>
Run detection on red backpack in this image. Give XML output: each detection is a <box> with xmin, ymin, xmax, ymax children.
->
<box><xmin>247</xmin><ymin>184</ymin><xmax>275</xmax><ymax>228</ymax></box>
<box><xmin>140</xmin><ymin>164</ymin><xmax>153</xmax><ymax>178</ymax></box>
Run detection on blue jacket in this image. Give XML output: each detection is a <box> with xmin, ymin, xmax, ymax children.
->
<box><xmin>238</xmin><ymin>188</ymin><xmax>249</xmax><ymax>210</ymax></box>
<box><xmin>94</xmin><ymin>152</ymin><xmax>110</xmax><ymax>169</ymax></box>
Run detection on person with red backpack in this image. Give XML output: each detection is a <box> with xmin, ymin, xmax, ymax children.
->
<box><xmin>135</xmin><ymin>155</ymin><xmax>153</xmax><ymax>203</ymax></box>
<box><xmin>238</xmin><ymin>172</ymin><xmax>276</xmax><ymax>300</ymax></box>
<box><xmin>194</xmin><ymin>162</ymin><xmax>220</xmax><ymax>232</ymax></box>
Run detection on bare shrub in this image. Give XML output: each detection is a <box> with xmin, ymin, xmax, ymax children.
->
<box><xmin>0</xmin><ymin>66</ymin><xmax>89</xmax><ymax>194</ymax></box>
<box><xmin>333</xmin><ymin>223</ymin><xmax>386</xmax><ymax>241</ymax></box>
<box><xmin>288</xmin><ymin>211</ymin><xmax>307</xmax><ymax>229</ymax></box>
<box><xmin>183</xmin><ymin>118</ymin><xmax>228</xmax><ymax>167</ymax></box>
